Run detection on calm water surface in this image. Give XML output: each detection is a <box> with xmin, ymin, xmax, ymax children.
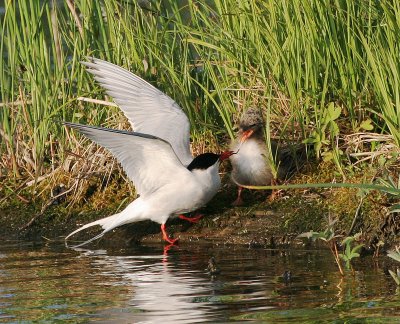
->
<box><xmin>0</xmin><ymin>239</ymin><xmax>399</xmax><ymax>323</ymax></box>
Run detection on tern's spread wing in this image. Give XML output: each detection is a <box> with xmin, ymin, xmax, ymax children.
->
<box><xmin>82</xmin><ymin>57</ymin><xmax>193</xmax><ymax>166</ymax></box>
<box><xmin>64</xmin><ymin>122</ymin><xmax>189</xmax><ymax>196</ymax></box>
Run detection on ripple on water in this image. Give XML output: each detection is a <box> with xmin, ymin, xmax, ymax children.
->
<box><xmin>0</xmin><ymin>240</ymin><xmax>399</xmax><ymax>323</ymax></box>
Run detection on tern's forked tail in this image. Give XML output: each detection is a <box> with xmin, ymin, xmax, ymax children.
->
<box><xmin>65</xmin><ymin>214</ymin><xmax>119</xmax><ymax>248</ymax></box>
<box><xmin>65</xmin><ymin>199</ymin><xmax>146</xmax><ymax>248</ymax></box>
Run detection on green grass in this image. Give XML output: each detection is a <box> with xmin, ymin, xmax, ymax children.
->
<box><xmin>1</xmin><ymin>0</ymin><xmax>400</xmax><ymax>188</ymax></box>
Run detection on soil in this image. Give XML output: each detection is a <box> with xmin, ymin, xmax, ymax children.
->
<box><xmin>1</xmin><ymin>163</ymin><xmax>399</xmax><ymax>252</ymax></box>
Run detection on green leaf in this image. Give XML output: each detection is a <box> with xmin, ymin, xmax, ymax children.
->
<box><xmin>326</xmin><ymin>102</ymin><xmax>341</xmax><ymax>121</ymax></box>
<box><xmin>359</xmin><ymin>119</ymin><xmax>374</xmax><ymax>131</ymax></box>
<box><xmin>303</xmin><ymin>137</ymin><xmax>317</xmax><ymax>144</ymax></box>
<box><xmin>342</xmin><ymin>236</ymin><xmax>355</xmax><ymax>246</ymax></box>
<box><xmin>389</xmin><ymin>269</ymin><xmax>400</xmax><ymax>285</ymax></box>
<box><xmin>329</xmin><ymin>121</ymin><xmax>340</xmax><ymax>137</ymax></box>
<box><xmin>322</xmin><ymin>151</ymin><xmax>334</xmax><ymax>162</ymax></box>
<box><xmin>387</xmin><ymin>250</ymin><xmax>400</xmax><ymax>263</ymax></box>
<box><xmin>351</xmin><ymin>244</ymin><xmax>364</xmax><ymax>255</ymax></box>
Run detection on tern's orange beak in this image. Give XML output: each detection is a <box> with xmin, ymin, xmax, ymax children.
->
<box><xmin>240</xmin><ymin>129</ymin><xmax>254</xmax><ymax>143</ymax></box>
<box><xmin>219</xmin><ymin>150</ymin><xmax>235</xmax><ymax>161</ymax></box>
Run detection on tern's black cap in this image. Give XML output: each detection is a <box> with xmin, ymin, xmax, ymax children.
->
<box><xmin>187</xmin><ymin>153</ymin><xmax>220</xmax><ymax>171</ymax></box>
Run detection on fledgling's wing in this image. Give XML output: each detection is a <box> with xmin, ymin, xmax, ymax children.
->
<box><xmin>64</xmin><ymin>122</ymin><xmax>190</xmax><ymax>196</ymax></box>
<box><xmin>82</xmin><ymin>57</ymin><xmax>193</xmax><ymax>166</ymax></box>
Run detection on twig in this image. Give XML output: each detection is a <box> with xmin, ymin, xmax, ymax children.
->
<box><xmin>77</xmin><ymin>96</ymin><xmax>118</xmax><ymax>107</ymax></box>
<box><xmin>0</xmin><ymin>99</ymin><xmax>33</xmax><ymax>107</ymax></box>
<box><xmin>25</xmin><ymin>168</ymin><xmax>59</xmax><ymax>187</ymax></box>
<box><xmin>348</xmin><ymin>197</ymin><xmax>364</xmax><ymax>236</ymax></box>
<box><xmin>65</xmin><ymin>0</ymin><xmax>83</xmax><ymax>37</ymax></box>
<box><xmin>331</xmin><ymin>241</ymin><xmax>344</xmax><ymax>276</ymax></box>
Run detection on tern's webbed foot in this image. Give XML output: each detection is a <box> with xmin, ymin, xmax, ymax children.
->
<box><xmin>178</xmin><ymin>213</ymin><xmax>204</xmax><ymax>223</ymax></box>
<box><xmin>231</xmin><ymin>196</ymin><xmax>244</xmax><ymax>206</ymax></box>
<box><xmin>161</xmin><ymin>223</ymin><xmax>179</xmax><ymax>245</ymax></box>
<box><xmin>232</xmin><ymin>186</ymin><xmax>244</xmax><ymax>206</ymax></box>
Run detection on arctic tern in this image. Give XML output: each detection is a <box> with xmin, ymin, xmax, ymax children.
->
<box><xmin>65</xmin><ymin>58</ymin><xmax>234</xmax><ymax>247</ymax></box>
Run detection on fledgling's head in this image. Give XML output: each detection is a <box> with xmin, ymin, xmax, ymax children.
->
<box><xmin>238</xmin><ymin>107</ymin><xmax>264</xmax><ymax>143</ymax></box>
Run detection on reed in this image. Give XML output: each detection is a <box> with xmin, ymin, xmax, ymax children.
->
<box><xmin>1</xmin><ymin>0</ymin><xmax>400</xmax><ymax>190</ymax></box>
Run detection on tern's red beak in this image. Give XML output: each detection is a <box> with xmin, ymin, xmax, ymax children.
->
<box><xmin>240</xmin><ymin>129</ymin><xmax>254</xmax><ymax>143</ymax></box>
<box><xmin>219</xmin><ymin>150</ymin><xmax>235</xmax><ymax>161</ymax></box>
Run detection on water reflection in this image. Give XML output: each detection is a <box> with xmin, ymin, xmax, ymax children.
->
<box><xmin>0</xmin><ymin>241</ymin><xmax>399</xmax><ymax>323</ymax></box>
<box><xmin>0</xmin><ymin>243</ymin><xmax>130</xmax><ymax>322</ymax></box>
<box><xmin>90</xmin><ymin>251</ymin><xmax>212</xmax><ymax>323</ymax></box>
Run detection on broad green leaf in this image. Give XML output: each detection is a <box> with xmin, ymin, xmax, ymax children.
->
<box><xmin>326</xmin><ymin>102</ymin><xmax>341</xmax><ymax>121</ymax></box>
<box><xmin>387</xmin><ymin>250</ymin><xmax>400</xmax><ymax>263</ymax></box>
<box><xmin>359</xmin><ymin>119</ymin><xmax>374</xmax><ymax>131</ymax></box>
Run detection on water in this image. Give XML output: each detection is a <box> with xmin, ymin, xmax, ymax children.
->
<box><xmin>0</xmin><ymin>240</ymin><xmax>399</xmax><ymax>323</ymax></box>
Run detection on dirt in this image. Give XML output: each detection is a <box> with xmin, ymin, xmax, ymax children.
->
<box><xmin>1</xmin><ymin>177</ymin><xmax>399</xmax><ymax>253</ymax></box>
<box><xmin>1</xmin><ymin>160</ymin><xmax>399</xmax><ymax>252</ymax></box>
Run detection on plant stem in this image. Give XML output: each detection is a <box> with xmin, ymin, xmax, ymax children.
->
<box><xmin>331</xmin><ymin>240</ymin><xmax>344</xmax><ymax>276</ymax></box>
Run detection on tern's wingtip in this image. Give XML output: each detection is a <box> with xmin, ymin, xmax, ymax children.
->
<box><xmin>80</xmin><ymin>56</ymin><xmax>98</xmax><ymax>67</ymax></box>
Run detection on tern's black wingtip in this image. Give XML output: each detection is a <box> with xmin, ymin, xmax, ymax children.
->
<box><xmin>51</xmin><ymin>118</ymin><xmax>64</xmax><ymax>125</ymax></box>
<box><xmin>80</xmin><ymin>56</ymin><xmax>98</xmax><ymax>66</ymax></box>
<box><xmin>61</xmin><ymin>120</ymin><xmax>72</xmax><ymax>126</ymax></box>
<box><xmin>61</xmin><ymin>121</ymin><xmax>83</xmax><ymax>130</ymax></box>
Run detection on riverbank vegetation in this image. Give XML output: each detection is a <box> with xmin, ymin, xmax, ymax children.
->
<box><xmin>1</xmin><ymin>0</ymin><xmax>399</xmax><ymax>246</ymax></box>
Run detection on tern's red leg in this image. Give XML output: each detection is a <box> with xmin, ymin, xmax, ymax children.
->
<box><xmin>161</xmin><ymin>224</ymin><xmax>178</xmax><ymax>244</ymax></box>
<box><xmin>232</xmin><ymin>186</ymin><xmax>244</xmax><ymax>206</ymax></box>
<box><xmin>178</xmin><ymin>213</ymin><xmax>204</xmax><ymax>223</ymax></box>
<box><xmin>163</xmin><ymin>243</ymin><xmax>174</xmax><ymax>255</ymax></box>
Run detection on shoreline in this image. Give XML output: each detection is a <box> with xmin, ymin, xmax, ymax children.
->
<box><xmin>2</xmin><ymin>167</ymin><xmax>399</xmax><ymax>252</ymax></box>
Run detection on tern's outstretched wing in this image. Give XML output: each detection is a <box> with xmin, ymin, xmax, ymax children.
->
<box><xmin>64</xmin><ymin>122</ymin><xmax>190</xmax><ymax>196</ymax></box>
<box><xmin>82</xmin><ymin>57</ymin><xmax>193</xmax><ymax>166</ymax></box>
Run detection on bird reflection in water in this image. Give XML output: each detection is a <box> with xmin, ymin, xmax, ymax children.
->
<box><xmin>73</xmin><ymin>245</ymin><xmax>213</xmax><ymax>323</ymax></box>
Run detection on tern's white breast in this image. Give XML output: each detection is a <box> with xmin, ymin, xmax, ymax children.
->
<box><xmin>142</xmin><ymin>164</ymin><xmax>221</xmax><ymax>224</ymax></box>
<box><xmin>230</xmin><ymin>139</ymin><xmax>273</xmax><ymax>186</ymax></box>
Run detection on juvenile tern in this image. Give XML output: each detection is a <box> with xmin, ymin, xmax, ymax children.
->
<box><xmin>229</xmin><ymin>107</ymin><xmax>306</xmax><ymax>206</ymax></box>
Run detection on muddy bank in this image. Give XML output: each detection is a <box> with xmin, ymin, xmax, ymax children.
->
<box><xmin>1</xmin><ymin>165</ymin><xmax>399</xmax><ymax>251</ymax></box>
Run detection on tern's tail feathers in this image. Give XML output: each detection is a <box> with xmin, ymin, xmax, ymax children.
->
<box><xmin>65</xmin><ymin>213</ymin><xmax>120</xmax><ymax>248</ymax></box>
<box><xmin>65</xmin><ymin>200</ymin><xmax>145</xmax><ymax>248</ymax></box>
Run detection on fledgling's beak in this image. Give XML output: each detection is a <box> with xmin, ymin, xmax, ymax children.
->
<box><xmin>240</xmin><ymin>129</ymin><xmax>254</xmax><ymax>143</ymax></box>
<box><xmin>219</xmin><ymin>150</ymin><xmax>236</xmax><ymax>161</ymax></box>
